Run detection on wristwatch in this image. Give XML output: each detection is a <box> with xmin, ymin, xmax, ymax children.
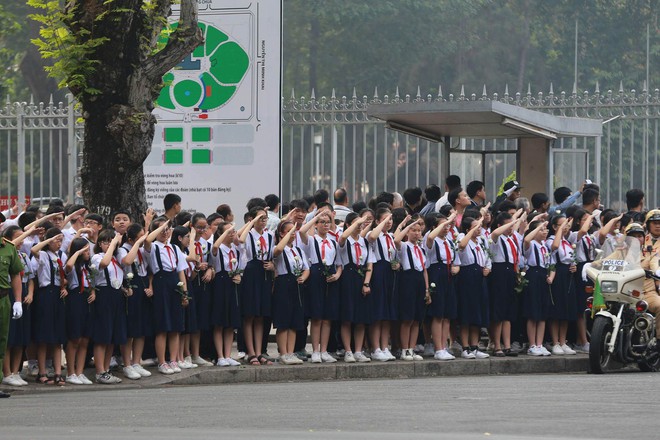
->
<box><xmin>363</xmin><ymin>283</ymin><xmax>370</xmax><ymax>287</ymax></box>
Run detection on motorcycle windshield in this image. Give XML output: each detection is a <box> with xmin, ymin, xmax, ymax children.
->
<box><xmin>591</xmin><ymin>235</ymin><xmax>642</xmax><ymax>272</ymax></box>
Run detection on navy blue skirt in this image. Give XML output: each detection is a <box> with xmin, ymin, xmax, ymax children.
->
<box><xmin>272</xmin><ymin>274</ymin><xmax>305</xmax><ymax>330</ymax></box>
<box><xmin>521</xmin><ymin>266</ymin><xmax>551</xmax><ymax>321</ymax></box>
<box><xmin>152</xmin><ymin>270</ymin><xmax>185</xmax><ymax>333</ymax></box>
<box><xmin>574</xmin><ymin>262</ymin><xmax>593</xmax><ymax>316</ymax></box>
<box><xmin>210</xmin><ymin>272</ymin><xmax>241</xmax><ymax>329</ymax></box>
<box><xmin>240</xmin><ymin>260</ymin><xmax>273</xmax><ymax>318</ymax></box>
<box><xmin>488</xmin><ymin>263</ymin><xmax>518</xmax><ymax>322</ymax></box>
<box><xmin>370</xmin><ymin>260</ymin><xmax>397</xmax><ymax>321</ymax></box>
<box><xmin>126</xmin><ymin>275</ymin><xmax>149</xmax><ymax>338</ymax></box>
<box><xmin>65</xmin><ymin>287</ymin><xmax>93</xmax><ymax>340</ymax></box>
<box><xmin>397</xmin><ymin>269</ymin><xmax>426</xmax><ymax>322</ymax></box>
<box><xmin>182</xmin><ymin>278</ymin><xmax>199</xmax><ymax>334</ymax></box>
<box><xmin>306</xmin><ymin>263</ymin><xmax>340</xmax><ymax>320</ymax></box>
<box><xmin>8</xmin><ymin>283</ymin><xmax>31</xmax><ymax>347</ymax></box>
<box><xmin>191</xmin><ymin>277</ymin><xmax>212</xmax><ymax>332</ymax></box>
<box><xmin>91</xmin><ymin>285</ymin><xmax>127</xmax><ymax>345</ymax></box>
<box><xmin>33</xmin><ymin>284</ymin><xmax>66</xmax><ymax>345</ymax></box>
<box><xmin>340</xmin><ymin>264</ymin><xmax>373</xmax><ymax>325</ymax></box>
<box><xmin>548</xmin><ymin>263</ymin><xmax>577</xmax><ymax>321</ymax></box>
<box><xmin>457</xmin><ymin>264</ymin><xmax>489</xmax><ymax>327</ymax></box>
<box><xmin>427</xmin><ymin>262</ymin><xmax>457</xmax><ymax>319</ymax></box>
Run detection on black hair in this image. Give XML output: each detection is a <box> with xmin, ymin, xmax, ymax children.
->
<box><xmin>191</xmin><ymin>212</ymin><xmax>207</xmax><ymax>227</ymax></box>
<box><xmin>2</xmin><ymin>225</ymin><xmax>21</xmax><ymax>240</ymax></box>
<box><xmin>492</xmin><ymin>212</ymin><xmax>512</xmax><ymax>229</ymax></box>
<box><xmin>553</xmin><ymin>187</ymin><xmax>572</xmax><ymax>204</ymax></box>
<box><xmin>602</xmin><ymin>210</ymin><xmax>620</xmax><ymax>228</ymax></box>
<box><xmin>213</xmin><ymin>222</ymin><xmax>233</xmax><ymax>242</ymax></box>
<box><xmin>548</xmin><ymin>213</ymin><xmax>567</xmax><ymax>236</ymax></box>
<box><xmin>111</xmin><ymin>209</ymin><xmax>132</xmax><ymax>222</ymax></box>
<box><xmin>447</xmin><ymin>187</ymin><xmax>463</xmax><ymax>207</ymax></box>
<box><xmin>375</xmin><ymin>207</ymin><xmax>391</xmax><ymax>221</ymax></box>
<box><xmin>45</xmin><ymin>205</ymin><xmax>64</xmax><ymax>215</ymax></box>
<box><xmin>264</xmin><ymin>194</ymin><xmax>280</xmax><ymax>211</ymax></box>
<box><xmin>18</xmin><ymin>211</ymin><xmax>37</xmax><ymax>230</ymax></box>
<box><xmin>497</xmin><ymin>200</ymin><xmax>516</xmax><ymax>214</ymax></box>
<box><xmin>626</xmin><ymin>189</ymin><xmax>645</xmax><ymax>211</ymax></box>
<box><xmin>94</xmin><ymin>229</ymin><xmax>118</xmax><ymax>255</ymax></box>
<box><xmin>206</xmin><ymin>213</ymin><xmax>222</xmax><ymax>226</ymax></box>
<box><xmin>391</xmin><ymin>207</ymin><xmax>408</xmax><ymax>231</ymax></box>
<box><xmin>570</xmin><ymin>208</ymin><xmax>587</xmax><ymax>232</ymax></box>
<box><xmin>423</xmin><ymin>213</ymin><xmax>440</xmax><ymax>233</ymax></box>
<box><xmin>445</xmin><ymin>175</ymin><xmax>461</xmax><ymax>191</ymax></box>
<box><xmin>149</xmin><ymin>215</ymin><xmax>168</xmax><ymax>233</ymax></box>
<box><xmin>439</xmin><ymin>205</ymin><xmax>453</xmax><ymax>217</ymax></box>
<box><xmin>460</xmin><ymin>216</ymin><xmax>476</xmax><ymax>234</ymax></box>
<box><xmin>65</xmin><ymin>204</ymin><xmax>88</xmax><ymax>216</ymax></box>
<box><xmin>163</xmin><ymin>193</ymin><xmax>181</xmax><ymax>211</ymax></box>
<box><xmin>303</xmin><ymin>195</ymin><xmax>315</xmax><ymax>208</ymax></box>
<box><xmin>582</xmin><ymin>188</ymin><xmax>600</xmax><ymax>207</ymax></box>
<box><xmin>316</xmin><ymin>201</ymin><xmax>333</xmax><ymax>212</ymax></box>
<box><xmin>124</xmin><ymin>223</ymin><xmax>143</xmax><ymax>243</ymax></box>
<box><xmin>69</xmin><ymin>237</ymin><xmax>91</xmax><ymax>270</ymax></box>
<box><xmin>466</xmin><ymin>181</ymin><xmax>484</xmax><ymax>199</ymax></box>
<box><xmin>171</xmin><ymin>226</ymin><xmax>190</xmax><ymax>252</ymax></box>
<box><xmin>290</xmin><ymin>199</ymin><xmax>310</xmax><ymax>212</ymax></box>
<box><xmin>174</xmin><ymin>211</ymin><xmax>192</xmax><ymax>227</ymax></box>
<box><xmin>313</xmin><ymin>189</ymin><xmax>329</xmax><ymax>206</ymax></box>
<box><xmin>246</xmin><ymin>198</ymin><xmax>267</xmax><ymax>211</ymax></box>
<box><xmin>215</xmin><ymin>204</ymin><xmax>232</xmax><ymax>219</ymax></box>
<box><xmin>276</xmin><ymin>220</ymin><xmax>295</xmax><ymax>244</ymax></box>
<box><xmin>375</xmin><ymin>191</ymin><xmax>394</xmax><ymax>207</ymax></box>
<box><xmin>464</xmin><ymin>207</ymin><xmax>482</xmax><ymax>220</ymax></box>
<box><xmin>352</xmin><ymin>201</ymin><xmax>367</xmax><ymax>213</ymax></box>
<box><xmin>403</xmin><ymin>187</ymin><xmax>423</xmax><ymax>206</ymax></box>
<box><xmin>85</xmin><ymin>213</ymin><xmax>104</xmax><ymax>226</ymax></box>
<box><xmin>525</xmin><ymin>220</ymin><xmax>543</xmax><ymax>238</ymax></box>
<box><xmin>530</xmin><ymin>193</ymin><xmax>549</xmax><ymax>210</ymax></box>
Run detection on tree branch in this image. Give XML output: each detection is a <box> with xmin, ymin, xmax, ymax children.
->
<box><xmin>144</xmin><ymin>0</ymin><xmax>203</xmax><ymax>82</ymax></box>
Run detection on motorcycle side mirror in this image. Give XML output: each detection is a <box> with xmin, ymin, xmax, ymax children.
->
<box><xmin>594</xmin><ymin>249</ymin><xmax>604</xmax><ymax>259</ymax></box>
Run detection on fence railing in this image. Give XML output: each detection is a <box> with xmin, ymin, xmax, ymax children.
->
<box><xmin>1</xmin><ymin>84</ymin><xmax>658</xmax><ymax>211</ymax></box>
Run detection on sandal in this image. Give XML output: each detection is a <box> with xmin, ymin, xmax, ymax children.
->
<box><xmin>257</xmin><ymin>355</ymin><xmax>273</xmax><ymax>365</ymax></box>
<box><xmin>248</xmin><ymin>356</ymin><xmax>260</xmax><ymax>366</ymax></box>
<box><xmin>494</xmin><ymin>350</ymin><xmax>505</xmax><ymax>357</ymax></box>
<box><xmin>36</xmin><ymin>373</ymin><xmax>54</xmax><ymax>385</ymax></box>
<box><xmin>504</xmin><ymin>348</ymin><xmax>518</xmax><ymax>357</ymax></box>
<box><xmin>53</xmin><ymin>374</ymin><xmax>66</xmax><ymax>386</ymax></box>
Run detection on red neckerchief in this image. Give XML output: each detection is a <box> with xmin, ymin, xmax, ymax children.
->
<box><xmin>414</xmin><ymin>244</ymin><xmax>425</xmax><ymax>269</ymax></box>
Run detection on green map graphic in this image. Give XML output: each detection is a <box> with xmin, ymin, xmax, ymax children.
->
<box><xmin>156</xmin><ymin>22</ymin><xmax>250</xmax><ymax>111</ymax></box>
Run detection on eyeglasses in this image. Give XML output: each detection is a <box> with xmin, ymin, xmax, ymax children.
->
<box><xmin>84</xmin><ymin>220</ymin><xmax>100</xmax><ymax>226</ymax></box>
<box><xmin>318</xmin><ymin>221</ymin><xmax>331</xmax><ymax>225</ymax></box>
<box><xmin>195</xmin><ymin>226</ymin><xmax>208</xmax><ymax>231</ymax></box>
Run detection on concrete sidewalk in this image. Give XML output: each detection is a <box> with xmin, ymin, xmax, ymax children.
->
<box><xmin>3</xmin><ymin>353</ymin><xmax>590</xmax><ymax>396</ymax></box>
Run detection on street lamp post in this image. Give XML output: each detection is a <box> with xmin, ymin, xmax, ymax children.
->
<box><xmin>314</xmin><ymin>134</ymin><xmax>322</xmax><ymax>190</ymax></box>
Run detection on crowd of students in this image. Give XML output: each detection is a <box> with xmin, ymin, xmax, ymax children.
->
<box><xmin>0</xmin><ymin>176</ymin><xmax>650</xmax><ymax>386</ymax></box>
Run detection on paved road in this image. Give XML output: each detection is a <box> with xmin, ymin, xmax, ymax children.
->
<box><xmin>2</xmin><ymin>372</ymin><xmax>659</xmax><ymax>439</ymax></box>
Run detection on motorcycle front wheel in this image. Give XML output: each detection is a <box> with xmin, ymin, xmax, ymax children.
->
<box><xmin>590</xmin><ymin>316</ymin><xmax>614</xmax><ymax>374</ymax></box>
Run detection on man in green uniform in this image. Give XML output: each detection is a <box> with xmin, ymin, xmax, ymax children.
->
<box><xmin>0</xmin><ymin>213</ymin><xmax>25</xmax><ymax>398</ymax></box>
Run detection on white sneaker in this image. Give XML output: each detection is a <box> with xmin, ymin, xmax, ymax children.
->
<box><xmin>344</xmin><ymin>351</ymin><xmax>356</xmax><ymax>363</ymax></box>
<box><xmin>400</xmin><ymin>349</ymin><xmax>414</xmax><ymax>361</ymax></box>
<box><xmin>235</xmin><ymin>351</ymin><xmax>246</xmax><ymax>360</ymax></box>
<box><xmin>122</xmin><ymin>365</ymin><xmax>141</xmax><ymax>380</ymax></box>
<box><xmin>109</xmin><ymin>356</ymin><xmax>119</xmax><ymax>369</ymax></box>
<box><xmin>158</xmin><ymin>363</ymin><xmax>175</xmax><ymax>374</ymax></box>
<box><xmin>561</xmin><ymin>344</ymin><xmax>577</xmax><ymax>355</ymax></box>
<box><xmin>141</xmin><ymin>358</ymin><xmax>157</xmax><ymax>367</ymax></box>
<box><xmin>2</xmin><ymin>374</ymin><xmax>23</xmax><ymax>386</ymax></box>
<box><xmin>178</xmin><ymin>359</ymin><xmax>193</xmax><ymax>369</ymax></box>
<box><xmin>423</xmin><ymin>343</ymin><xmax>435</xmax><ymax>357</ymax></box>
<box><xmin>169</xmin><ymin>361</ymin><xmax>182</xmax><ymax>373</ymax></box>
<box><xmin>551</xmin><ymin>344</ymin><xmax>565</xmax><ymax>355</ymax></box>
<box><xmin>184</xmin><ymin>356</ymin><xmax>199</xmax><ymax>368</ymax></box>
<box><xmin>414</xmin><ymin>344</ymin><xmax>425</xmax><ymax>354</ymax></box>
<box><xmin>107</xmin><ymin>372</ymin><xmax>122</xmax><ymax>384</ymax></box>
<box><xmin>383</xmin><ymin>348</ymin><xmax>396</xmax><ymax>360</ymax></box>
<box><xmin>573</xmin><ymin>343</ymin><xmax>590</xmax><ymax>353</ymax></box>
<box><xmin>226</xmin><ymin>358</ymin><xmax>241</xmax><ymax>366</ymax></box>
<box><xmin>216</xmin><ymin>358</ymin><xmax>230</xmax><ymax>367</ymax></box>
<box><xmin>15</xmin><ymin>374</ymin><xmax>28</xmax><ymax>386</ymax></box>
<box><xmin>321</xmin><ymin>352</ymin><xmax>337</xmax><ymax>363</ymax></box>
<box><xmin>412</xmin><ymin>352</ymin><xmax>423</xmax><ymax>361</ymax></box>
<box><xmin>289</xmin><ymin>353</ymin><xmax>303</xmax><ymax>365</ymax></box>
<box><xmin>65</xmin><ymin>374</ymin><xmax>83</xmax><ymax>385</ymax></box>
<box><xmin>527</xmin><ymin>345</ymin><xmax>543</xmax><ymax>357</ymax></box>
<box><xmin>435</xmin><ymin>349</ymin><xmax>455</xmax><ymax>360</ymax></box>
<box><xmin>77</xmin><ymin>374</ymin><xmax>93</xmax><ymax>385</ymax></box>
<box><xmin>371</xmin><ymin>348</ymin><xmax>388</xmax><ymax>362</ymax></box>
<box><xmin>473</xmin><ymin>349</ymin><xmax>490</xmax><ymax>359</ymax></box>
<box><xmin>354</xmin><ymin>352</ymin><xmax>371</xmax><ymax>363</ymax></box>
<box><xmin>310</xmin><ymin>352</ymin><xmax>322</xmax><ymax>363</ymax></box>
<box><xmin>131</xmin><ymin>364</ymin><xmax>152</xmax><ymax>377</ymax></box>
<box><xmin>539</xmin><ymin>346</ymin><xmax>551</xmax><ymax>356</ymax></box>
<box><xmin>191</xmin><ymin>356</ymin><xmax>214</xmax><ymax>367</ymax></box>
<box><xmin>461</xmin><ymin>349</ymin><xmax>476</xmax><ymax>359</ymax></box>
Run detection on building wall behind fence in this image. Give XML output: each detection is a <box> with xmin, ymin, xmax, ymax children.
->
<box><xmin>1</xmin><ymin>85</ymin><xmax>658</xmax><ymax>210</ymax></box>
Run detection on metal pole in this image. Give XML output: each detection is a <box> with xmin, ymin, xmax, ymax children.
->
<box><xmin>331</xmin><ymin>125</ymin><xmax>337</xmax><ymax>193</ymax></box>
<box><xmin>17</xmin><ymin>106</ymin><xmax>25</xmax><ymax>205</ymax></box>
<box><xmin>574</xmin><ymin>19</ymin><xmax>578</xmax><ymax>92</ymax></box>
<box><xmin>67</xmin><ymin>94</ymin><xmax>76</xmax><ymax>203</ymax></box>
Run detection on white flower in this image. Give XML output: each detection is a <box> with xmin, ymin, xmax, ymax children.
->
<box><xmin>614</xmin><ymin>229</ymin><xmax>620</xmax><ymax>235</ymax></box>
<box><xmin>389</xmin><ymin>248</ymin><xmax>396</xmax><ymax>259</ymax></box>
<box><xmin>51</xmin><ymin>257</ymin><xmax>58</xmax><ymax>263</ymax></box>
<box><xmin>231</xmin><ymin>258</ymin><xmax>238</xmax><ymax>266</ymax></box>
<box><xmin>177</xmin><ymin>281</ymin><xmax>184</xmax><ymax>287</ymax></box>
<box><xmin>430</xmin><ymin>283</ymin><xmax>436</xmax><ymax>288</ymax></box>
<box><xmin>520</xmin><ymin>271</ymin><xmax>526</xmax><ymax>277</ymax></box>
<box><xmin>555</xmin><ymin>210</ymin><xmax>561</xmax><ymax>215</ymax></box>
<box><xmin>294</xmin><ymin>256</ymin><xmax>301</xmax><ymax>263</ymax></box>
<box><xmin>571</xmin><ymin>244</ymin><xmax>577</xmax><ymax>250</ymax></box>
<box><xmin>126</xmin><ymin>272</ymin><xmax>134</xmax><ymax>280</ymax></box>
<box><xmin>90</xmin><ymin>264</ymin><xmax>97</xmax><ymax>271</ymax></box>
<box><xmin>111</xmin><ymin>279</ymin><xmax>122</xmax><ymax>290</ymax></box>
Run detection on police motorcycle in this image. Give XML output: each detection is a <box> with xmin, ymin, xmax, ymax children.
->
<box><xmin>584</xmin><ymin>235</ymin><xmax>660</xmax><ymax>373</ymax></box>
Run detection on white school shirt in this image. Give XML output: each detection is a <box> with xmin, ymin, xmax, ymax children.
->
<box><xmin>273</xmin><ymin>245</ymin><xmax>309</xmax><ymax>276</ymax></box>
<box><xmin>398</xmin><ymin>241</ymin><xmax>426</xmax><ymax>272</ymax></box>
<box><xmin>67</xmin><ymin>264</ymin><xmax>93</xmax><ymax>291</ymax></box>
<box><xmin>327</xmin><ymin>227</ymin><xmax>343</xmax><ymax>244</ymax></box>
<box><xmin>148</xmin><ymin>241</ymin><xmax>188</xmax><ymax>274</ymax></box>
<box><xmin>18</xmin><ymin>251</ymin><xmax>37</xmax><ymax>284</ymax></box>
<box><xmin>243</xmin><ymin>229</ymin><xmax>275</xmax><ymax>262</ymax></box>
<box><xmin>545</xmin><ymin>236</ymin><xmax>575</xmax><ymax>265</ymax></box>
<box><xmin>192</xmin><ymin>237</ymin><xmax>212</xmax><ymax>265</ymax></box>
<box><xmin>339</xmin><ymin>236</ymin><xmax>375</xmax><ymax>267</ymax></box>
<box><xmin>425</xmin><ymin>234</ymin><xmax>460</xmax><ymax>267</ymax></box>
<box><xmin>117</xmin><ymin>243</ymin><xmax>149</xmax><ymax>277</ymax></box>
<box><xmin>20</xmin><ymin>235</ymin><xmax>39</xmax><ymax>256</ymax></box>
<box><xmin>36</xmin><ymin>249</ymin><xmax>68</xmax><ymax>288</ymax></box>
<box><xmin>91</xmin><ymin>252</ymin><xmax>125</xmax><ymax>287</ymax></box>
<box><xmin>524</xmin><ymin>241</ymin><xmax>553</xmax><ymax>269</ymax></box>
<box><xmin>370</xmin><ymin>232</ymin><xmax>396</xmax><ymax>262</ymax></box>
<box><xmin>60</xmin><ymin>227</ymin><xmax>76</xmax><ymax>254</ymax></box>
<box><xmin>457</xmin><ymin>236</ymin><xmax>490</xmax><ymax>269</ymax></box>
<box><xmin>491</xmin><ymin>234</ymin><xmax>521</xmax><ymax>265</ymax></box>
<box><xmin>303</xmin><ymin>234</ymin><xmax>338</xmax><ymax>266</ymax></box>
<box><xmin>211</xmin><ymin>243</ymin><xmax>246</xmax><ymax>273</ymax></box>
<box><xmin>568</xmin><ymin>231</ymin><xmax>599</xmax><ymax>263</ymax></box>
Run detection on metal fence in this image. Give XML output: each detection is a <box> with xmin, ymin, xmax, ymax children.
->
<box><xmin>1</xmin><ymin>84</ymin><xmax>659</xmax><ymax>211</ymax></box>
<box><xmin>282</xmin><ymin>84</ymin><xmax>660</xmax><ymax>209</ymax></box>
